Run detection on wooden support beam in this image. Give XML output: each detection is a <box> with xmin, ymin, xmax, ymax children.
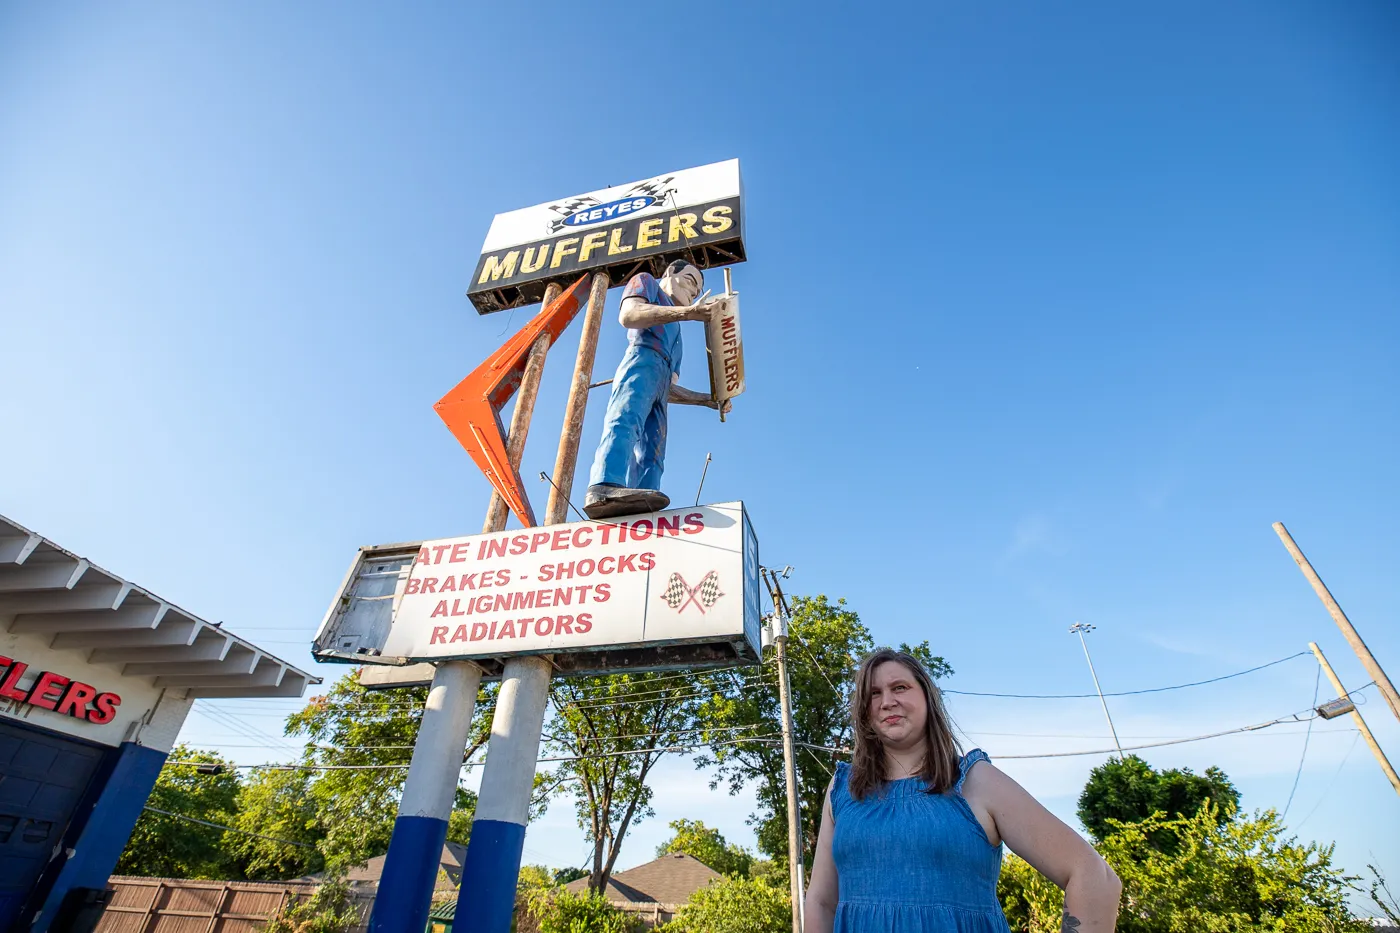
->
<box><xmin>1310</xmin><ymin>641</ymin><xmax>1400</xmax><ymax>797</ymax></box>
<box><xmin>1275</xmin><ymin>522</ymin><xmax>1400</xmax><ymax>724</ymax></box>
<box><xmin>482</xmin><ymin>281</ymin><xmax>564</xmax><ymax>533</ymax></box>
<box><xmin>545</xmin><ymin>272</ymin><xmax>610</xmax><ymax>525</ymax></box>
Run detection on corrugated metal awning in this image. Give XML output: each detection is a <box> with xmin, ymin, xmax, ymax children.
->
<box><xmin>0</xmin><ymin>514</ymin><xmax>320</xmax><ymax>699</ymax></box>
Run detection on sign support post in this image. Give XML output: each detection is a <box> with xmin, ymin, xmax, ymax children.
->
<box><xmin>369</xmin><ymin>284</ymin><xmax>562</xmax><ymax>933</ymax></box>
<box><xmin>455</xmin><ymin>273</ymin><xmax>609</xmax><ymax>933</ymax></box>
<box><xmin>369</xmin><ymin>661</ymin><xmax>482</xmax><ymax>933</ymax></box>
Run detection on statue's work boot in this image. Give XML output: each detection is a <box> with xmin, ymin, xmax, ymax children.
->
<box><xmin>582</xmin><ymin>485</ymin><xmax>671</xmax><ymax>520</ymax></box>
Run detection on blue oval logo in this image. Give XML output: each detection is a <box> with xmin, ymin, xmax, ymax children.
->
<box><xmin>564</xmin><ymin>195</ymin><xmax>657</xmax><ymax>227</ymax></box>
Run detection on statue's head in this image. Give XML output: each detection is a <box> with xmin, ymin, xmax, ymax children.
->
<box><xmin>659</xmin><ymin>260</ymin><xmax>704</xmax><ymax>306</ymax></box>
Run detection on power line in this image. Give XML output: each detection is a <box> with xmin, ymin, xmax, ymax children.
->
<box><xmin>142</xmin><ymin>805</ymin><xmax>314</xmax><ymax>849</ymax></box>
<box><xmin>1294</xmin><ymin>731</ymin><xmax>1363</xmax><ymax>830</ymax></box>
<box><xmin>940</xmin><ymin>651</ymin><xmax>1311</xmax><ymax>699</ymax></box>
<box><xmin>556</xmin><ymin>686</ymin><xmax>738</xmax><ymax>710</ymax></box>
<box><xmin>984</xmin><ymin>711</ymin><xmax>1322</xmax><ymax>759</ymax></box>
<box><xmin>796</xmin><ymin>704</ymin><xmax>1330</xmax><ymax>761</ymax></box>
<box><xmin>1281</xmin><ymin>666</ymin><xmax>1322</xmax><ymax>820</ymax></box>
<box><xmin>193</xmin><ymin>704</ymin><xmax>298</xmax><ymax>751</ymax></box>
<box><xmin>801</xmin><ymin>743</ymin><xmax>834</xmax><ymax>778</ymax></box>
<box><xmin>561</xmin><ymin>666</ymin><xmax>748</xmax><ymax>697</ymax></box>
<box><xmin>225</xmin><ymin>723</ymin><xmax>774</xmax><ymax>753</ymax></box>
<box><xmin>165</xmin><ymin>734</ymin><xmax>783</xmax><ymax>773</ymax></box>
<box><xmin>282</xmin><ymin>676</ymin><xmax>766</xmax><ymax>715</ymax></box>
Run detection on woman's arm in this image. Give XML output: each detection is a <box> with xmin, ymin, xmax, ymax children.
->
<box><xmin>803</xmin><ymin>781</ymin><xmax>839</xmax><ymax>933</ymax></box>
<box><xmin>963</xmin><ymin>761</ymin><xmax>1121</xmax><ymax>932</ymax></box>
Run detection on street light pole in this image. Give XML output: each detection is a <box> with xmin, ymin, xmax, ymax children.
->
<box><xmin>1069</xmin><ymin>623</ymin><xmax>1123</xmax><ymax>758</ymax></box>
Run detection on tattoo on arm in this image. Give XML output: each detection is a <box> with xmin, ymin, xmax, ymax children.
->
<box><xmin>1060</xmin><ymin>912</ymin><xmax>1081</xmax><ymax>932</ymax></box>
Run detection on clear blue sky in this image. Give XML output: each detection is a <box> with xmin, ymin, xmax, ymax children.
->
<box><xmin>3</xmin><ymin>0</ymin><xmax>1397</xmax><ymax>895</ymax></box>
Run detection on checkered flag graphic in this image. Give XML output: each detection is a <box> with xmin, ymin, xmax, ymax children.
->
<box><xmin>660</xmin><ymin>572</ymin><xmax>689</xmax><ymax>610</ymax></box>
<box><xmin>546</xmin><ymin>195</ymin><xmax>600</xmax><ymax>232</ymax></box>
<box><xmin>629</xmin><ymin>176</ymin><xmax>676</xmax><ymax>203</ymax></box>
<box><xmin>694</xmin><ymin>571</ymin><xmax>724</xmax><ymax>610</ymax></box>
<box><xmin>659</xmin><ymin>571</ymin><xmax>725</xmax><ymax>614</ymax></box>
<box><xmin>544</xmin><ymin>176</ymin><xmax>679</xmax><ymax>233</ymax></box>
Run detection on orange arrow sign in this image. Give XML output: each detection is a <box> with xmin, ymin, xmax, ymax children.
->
<box><xmin>435</xmin><ymin>275</ymin><xmax>592</xmax><ymax>527</ymax></box>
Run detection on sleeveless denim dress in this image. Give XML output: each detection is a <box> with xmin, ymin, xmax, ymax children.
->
<box><xmin>831</xmin><ymin>749</ymin><xmax>1011</xmax><ymax>932</ymax></box>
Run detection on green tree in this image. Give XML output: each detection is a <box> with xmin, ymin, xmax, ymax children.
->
<box><xmin>656</xmin><ymin>819</ymin><xmax>753</xmax><ymax>877</ymax></box>
<box><xmin>997</xmin><ymin>803</ymin><xmax>1368</xmax><ymax>932</ymax></box>
<box><xmin>696</xmin><ymin>594</ymin><xmax>951</xmax><ymax>871</ymax></box>
<box><xmin>553</xmin><ymin>866</ymin><xmax>589</xmax><ymax>884</ymax></box>
<box><xmin>232</xmin><ymin>670</ymin><xmax>492</xmax><ymax>877</ymax></box>
<box><xmin>115</xmin><ymin>744</ymin><xmax>241</xmax><ymax>879</ymax></box>
<box><xmin>1077</xmin><ymin>754</ymin><xmax>1239</xmax><ymax>849</ymax></box>
<box><xmin>544</xmin><ymin>670</ymin><xmax>712</xmax><ymax>894</ymax></box>
<box><xmin>229</xmin><ymin>766</ymin><xmax>323</xmax><ymax>879</ymax></box>
<box><xmin>1104</xmin><ymin>804</ymin><xmax>1366</xmax><ymax>932</ymax></box>
<box><xmin>1367</xmin><ymin>864</ymin><xmax>1400</xmax><ymax>927</ymax></box>
<box><xmin>659</xmin><ymin>876</ymin><xmax>790</xmax><ymax>933</ymax></box>
<box><xmin>997</xmin><ymin>853</ymin><xmax>1065</xmax><ymax>933</ymax></box>
<box><xmin>747</xmin><ymin>859</ymin><xmax>782</xmax><ymax>884</ymax></box>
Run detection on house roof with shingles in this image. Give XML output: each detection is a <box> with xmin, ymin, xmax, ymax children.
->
<box><xmin>564</xmin><ymin>853</ymin><xmax>720</xmax><ymax>905</ymax></box>
<box><xmin>302</xmin><ymin>841</ymin><xmax>465</xmax><ymax>891</ymax></box>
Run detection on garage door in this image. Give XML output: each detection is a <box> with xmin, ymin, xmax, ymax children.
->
<box><xmin>0</xmin><ymin>719</ymin><xmax>107</xmax><ymax>933</ymax></box>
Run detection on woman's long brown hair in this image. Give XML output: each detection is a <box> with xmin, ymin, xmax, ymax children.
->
<box><xmin>848</xmin><ymin>648</ymin><xmax>962</xmax><ymax>800</ymax></box>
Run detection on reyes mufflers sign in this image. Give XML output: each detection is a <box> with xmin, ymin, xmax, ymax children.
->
<box><xmin>468</xmin><ymin>160</ymin><xmax>746</xmax><ymax>313</ymax></box>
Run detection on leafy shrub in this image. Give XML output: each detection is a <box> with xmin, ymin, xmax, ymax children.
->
<box><xmin>659</xmin><ymin>876</ymin><xmax>790</xmax><ymax>933</ymax></box>
<box><xmin>265</xmin><ymin>875</ymin><xmax>363</xmax><ymax>933</ymax></box>
<box><xmin>524</xmin><ymin>888</ymin><xmax>641</xmax><ymax>933</ymax></box>
<box><xmin>997</xmin><ymin>802</ymin><xmax>1369</xmax><ymax>933</ymax></box>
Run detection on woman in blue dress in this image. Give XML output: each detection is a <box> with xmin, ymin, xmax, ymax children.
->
<box><xmin>805</xmin><ymin>649</ymin><xmax>1121</xmax><ymax>933</ymax></box>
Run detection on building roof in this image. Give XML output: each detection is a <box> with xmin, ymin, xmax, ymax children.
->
<box><xmin>0</xmin><ymin>514</ymin><xmax>319</xmax><ymax>698</ymax></box>
<box><xmin>564</xmin><ymin>853</ymin><xmax>720</xmax><ymax>905</ymax></box>
<box><xmin>305</xmin><ymin>842</ymin><xmax>465</xmax><ymax>891</ymax></box>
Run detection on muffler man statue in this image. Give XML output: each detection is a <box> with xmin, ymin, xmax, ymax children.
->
<box><xmin>583</xmin><ymin>260</ymin><xmax>730</xmax><ymax>519</ymax></box>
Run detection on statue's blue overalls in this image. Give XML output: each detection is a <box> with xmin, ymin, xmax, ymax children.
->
<box><xmin>588</xmin><ymin>273</ymin><xmax>683</xmax><ymax>492</ymax></box>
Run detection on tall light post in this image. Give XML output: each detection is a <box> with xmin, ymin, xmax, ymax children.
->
<box><xmin>1069</xmin><ymin>622</ymin><xmax>1124</xmax><ymax>758</ymax></box>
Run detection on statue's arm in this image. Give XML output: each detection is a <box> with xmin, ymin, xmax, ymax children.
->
<box><xmin>618</xmin><ymin>295</ymin><xmax>722</xmax><ymax>329</ymax></box>
<box><xmin>669</xmin><ymin>383</ymin><xmax>731</xmax><ymax>414</ymax></box>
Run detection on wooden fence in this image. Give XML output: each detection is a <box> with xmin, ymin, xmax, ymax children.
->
<box><xmin>614</xmin><ymin>900</ymin><xmax>683</xmax><ymax>927</ymax></box>
<box><xmin>95</xmin><ymin>877</ymin><xmax>374</xmax><ymax>933</ymax></box>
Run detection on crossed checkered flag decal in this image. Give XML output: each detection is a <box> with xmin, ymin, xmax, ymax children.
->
<box><xmin>659</xmin><ymin>571</ymin><xmax>724</xmax><ymax>614</ymax></box>
<box><xmin>545</xmin><ymin>177</ymin><xmax>679</xmax><ymax>232</ymax></box>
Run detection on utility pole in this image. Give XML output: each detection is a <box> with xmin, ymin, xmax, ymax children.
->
<box><xmin>1274</xmin><ymin>522</ymin><xmax>1400</xmax><ymax>725</ymax></box>
<box><xmin>762</xmin><ymin>566</ymin><xmax>804</xmax><ymax>933</ymax></box>
<box><xmin>1069</xmin><ymin>623</ymin><xmax>1123</xmax><ymax>758</ymax></box>
<box><xmin>1309</xmin><ymin>642</ymin><xmax>1400</xmax><ymax>799</ymax></box>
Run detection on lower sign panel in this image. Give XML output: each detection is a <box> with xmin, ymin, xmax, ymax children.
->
<box><xmin>314</xmin><ymin>502</ymin><xmax>762</xmax><ymax>676</ymax></box>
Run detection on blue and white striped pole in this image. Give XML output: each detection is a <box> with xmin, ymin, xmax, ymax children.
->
<box><xmin>455</xmin><ymin>654</ymin><xmax>552</xmax><ymax>932</ymax></box>
<box><xmin>369</xmin><ymin>660</ymin><xmax>481</xmax><ymax>933</ymax></box>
